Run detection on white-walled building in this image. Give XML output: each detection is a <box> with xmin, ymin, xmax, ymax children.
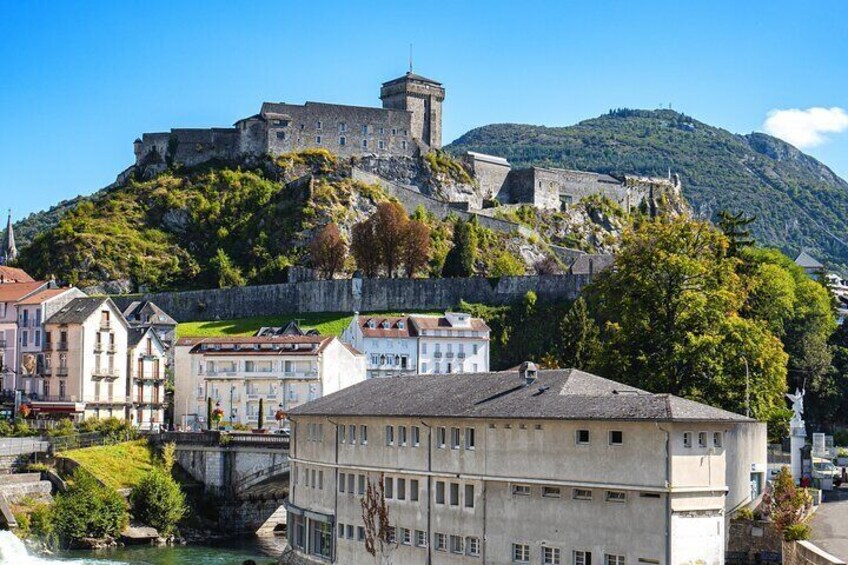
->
<box><xmin>16</xmin><ymin>287</ymin><xmax>86</xmax><ymax>396</ymax></box>
<box><xmin>286</xmin><ymin>364</ymin><xmax>767</xmax><ymax>565</ymax></box>
<box><xmin>126</xmin><ymin>327</ymin><xmax>168</xmax><ymax>429</ymax></box>
<box><xmin>173</xmin><ymin>335</ymin><xmax>365</xmax><ymax>430</ymax></box>
<box><xmin>35</xmin><ymin>297</ymin><xmax>131</xmax><ymax>421</ymax></box>
<box><xmin>0</xmin><ymin>280</ymin><xmax>49</xmax><ymax>391</ymax></box>
<box><xmin>341</xmin><ymin>312</ymin><xmax>490</xmax><ymax>378</ymax></box>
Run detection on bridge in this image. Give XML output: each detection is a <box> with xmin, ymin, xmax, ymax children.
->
<box><xmin>150</xmin><ymin>431</ymin><xmax>292</xmax><ymax>533</ymax></box>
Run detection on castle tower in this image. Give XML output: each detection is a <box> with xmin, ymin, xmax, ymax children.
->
<box><xmin>380</xmin><ymin>72</ymin><xmax>445</xmax><ymax>149</ymax></box>
<box><xmin>2</xmin><ymin>210</ymin><xmax>17</xmax><ymax>265</ymax></box>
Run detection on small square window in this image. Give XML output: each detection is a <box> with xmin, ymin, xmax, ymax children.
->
<box><xmin>605</xmin><ymin>490</ymin><xmax>626</xmax><ymax>503</ymax></box>
<box><xmin>435</xmin><ymin>533</ymin><xmax>447</xmax><ymax>551</ymax></box>
<box><xmin>574</xmin><ymin>551</ymin><xmax>592</xmax><ymax>565</ymax></box>
<box><xmin>401</xmin><ymin>528</ymin><xmax>411</xmax><ymax>545</ymax></box>
<box><xmin>605</xmin><ymin>554</ymin><xmax>626</xmax><ymax>565</ymax></box>
<box><xmin>543</xmin><ymin>486</ymin><xmax>561</xmax><ymax>498</ymax></box>
<box><xmin>609</xmin><ymin>430</ymin><xmax>623</xmax><ymax>445</ymax></box>
<box><xmin>467</xmin><ymin>536</ymin><xmax>480</xmax><ymax>556</ymax></box>
<box><xmin>713</xmin><ymin>431</ymin><xmax>723</xmax><ymax>448</ymax></box>
<box><xmin>512</xmin><ymin>484</ymin><xmax>531</xmax><ymax>496</ymax></box>
<box><xmin>339</xmin><ymin>136</ymin><xmax>346</xmax><ymax>146</ymax></box>
<box><xmin>315</xmin><ymin>135</ymin><xmax>322</xmax><ymax>144</ymax></box>
<box><xmin>576</xmin><ymin>429</ymin><xmax>590</xmax><ymax>444</ymax></box>
<box><xmin>450</xmin><ymin>535</ymin><xmax>464</xmax><ymax>554</ymax></box>
<box><xmin>683</xmin><ymin>432</ymin><xmax>693</xmax><ymax>448</ymax></box>
<box><xmin>698</xmin><ymin>432</ymin><xmax>708</xmax><ymax>448</ymax></box>
<box><xmin>543</xmin><ymin>546</ymin><xmax>562</xmax><ymax>565</ymax></box>
<box><xmin>513</xmin><ymin>543</ymin><xmax>530</xmax><ymax>563</ymax></box>
<box><xmin>415</xmin><ymin>530</ymin><xmax>427</xmax><ymax>547</ymax></box>
<box><xmin>573</xmin><ymin>488</ymin><xmax>592</xmax><ymax>501</ymax></box>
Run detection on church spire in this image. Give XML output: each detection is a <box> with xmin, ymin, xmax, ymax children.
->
<box><xmin>2</xmin><ymin>210</ymin><xmax>17</xmax><ymax>265</ymax></box>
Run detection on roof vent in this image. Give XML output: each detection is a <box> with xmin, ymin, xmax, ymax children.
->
<box><xmin>520</xmin><ymin>361</ymin><xmax>538</xmax><ymax>386</ymax></box>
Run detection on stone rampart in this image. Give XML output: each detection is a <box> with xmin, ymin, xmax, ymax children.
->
<box><xmin>114</xmin><ymin>274</ymin><xmax>591</xmax><ymax>323</ymax></box>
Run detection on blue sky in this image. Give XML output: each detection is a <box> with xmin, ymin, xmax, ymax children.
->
<box><xmin>2</xmin><ymin>0</ymin><xmax>847</xmax><ymax>219</ymax></box>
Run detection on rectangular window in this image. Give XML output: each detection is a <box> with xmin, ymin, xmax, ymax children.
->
<box><xmin>397</xmin><ymin>478</ymin><xmax>406</xmax><ymax>500</ymax></box>
<box><xmin>358</xmin><ymin>474</ymin><xmax>365</xmax><ymax>495</ymax></box>
<box><xmin>410</xmin><ymin>479</ymin><xmax>419</xmax><ymax>501</ymax></box>
<box><xmin>362</xmin><ymin>139</ymin><xmax>368</xmax><ymax>148</ymax></box>
<box><xmin>450</xmin><ymin>535</ymin><xmax>464</xmax><ymax>554</ymax></box>
<box><xmin>347</xmin><ymin>473</ymin><xmax>355</xmax><ymax>494</ymax></box>
<box><xmin>437</xmin><ymin>427</ymin><xmax>446</xmax><ymax>448</ymax></box>
<box><xmin>415</xmin><ymin>530</ymin><xmax>427</xmax><ymax>547</ymax></box>
<box><xmin>339</xmin><ymin>123</ymin><xmax>346</xmax><ymax>132</ymax></box>
<box><xmin>349</xmin><ymin>424</ymin><xmax>356</xmax><ymax>444</ymax></box>
<box><xmin>359</xmin><ymin>425</ymin><xmax>367</xmax><ymax>444</ymax></box>
<box><xmin>362</xmin><ymin>124</ymin><xmax>368</xmax><ymax>134</ymax></box>
<box><xmin>338</xmin><ymin>523</ymin><xmax>344</xmax><ymax>538</ymax></box>
<box><xmin>435</xmin><ymin>533</ymin><xmax>447</xmax><ymax>551</ymax></box>
<box><xmin>467</xmin><ymin>536</ymin><xmax>480</xmax><ymax>556</ymax></box>
<box><xmin>640</xmin><ymin>492</ymin><xmax>661</xmax><ymax>499</ymax></box>
<box><xmin>451</xmin><ymin>427</ymin><xmax>461</xmax><ymax>449</ymax></box>
<box><xmin>339</xmin><ymin>424</ymin><xmax>345</xmax><ymax>444</ymax></box>
<box><xmin>513</xmin><ymin>543</ymin><xmax>531</xmax><ymax>563</ymax></box>
<box><xmin>683</xmin><ymin>432</ymin><xmax>693</xmax><ymax>448</ymax></box>
<box><xmin>576</xmin><ymin>429</ymin><xmax>590</xmax><ymax>444</ymax></box>
<box><xmin>713</xmin><ymin>431</ymin><xmax>723</xmax><ymax>448</ymax></box>
<box><xmin>421</xmin><ymin>362</ymin><xmax>428</xmax><ymax>373</ymax></box>
<box><xmin>465</xmin><ymin>427</ymin><xmax>476</xmax><ymax>450</ymax></box>
<box><xmin>609</xmin><ymin>430</ymin><xmax>623</xmax><ymax>445</ymax></box>
<box><xmin>401</xmin><ymin>528</ymin><xmax>411</xmax><ymax>545</ymax></box>
<box><xmin>698</xmin><ymin>431</ymin><xmax>708</xmax><ymax>448</ymax></box>
<box><xmin>386</xmin><ymin>425</ymin><xmax>394</xmax><ymax>446</ymax></box>
<box><xmin>339</xmin><ymin>473</ymin><xmax>346</xmax><ymax>493</ymax></box>
<box><xmin>605</xmin><ymin>490</ymin><xmax>626</xmax><ymax>503</ymax></box>
<box><xmin>412</xmin><ymin>426</ymin><xmax>420</xmax><ymax>446</ymax></box>
<box><xmin>399</xmin><ymin>426</ymin><xmax>407</xmax><ymax>446</ymax></box>
<box><xmin>378</xmin><ymin>140</ymin><xmax>385</xmax><ymax>150</ymax></box>
<box><xmin>544</xmin><ymin>547</ymin><xmax>562</xmax><ymax>565</ymax></box>
<box><xmin>385</xmin><ymin>477</ymin><xmax>393</xmax><ymax>499</ymax></box>
<box><xmin>465</xmin><ymin>484</ymin><xmax>474</xmax><ymax>507</ymax></box>
<box><xmin>605</xmin><ymin>555</ymin><xmax>625</xmax><ymax>565</ymax></box>
<box><xmin>315</xmin><ymin>135</ymin><xmax>322</xmax><ymax>144</ymax></box>
<box><xmin>316</xmin><ymin>120</ymin><xmax>322</xmax><ymax>129</ymax></box>
<box><xmin>512</xmin><ymin>484</ymin><xmax>531</xmax><ymax>496</ymax></box>
<box><xmin>357</xmin><ymin>526</ymin><xmax>365</xmax><ymax>541</ymax></box>
<box><xmin>543</xmin><ymin>486</ymin><xmax>561</xmax><ymax>498</ymax></box>
<box><xmin>435</xmin><ymin>481</ymin><xmax>445</xmax><ymax>504</ymax></box>
<box><xmin>449</xmin><ymin>482</ymin><xmax>460</xmax><ymax>506</ymax></box>
<box><xmin>318</xmin><ymin>471</ymin><xmax>323</xmax><ymax>490</ymax></box>
<box><xmin>574</xmin><ymin>551</ymin><xmax>592</xmax><ymax>565</ymax></box>
<box><xmin>573</xmin><ymin>488</ymin><xmax>593</xmax><ymax>501</ymax></box>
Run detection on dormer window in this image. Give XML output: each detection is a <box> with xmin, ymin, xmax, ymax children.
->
<box><xmin>381</xmin><ymin>321</ymin><xmax>389</xmax><ymax>329</ymax></box>
<box><xmin>367</xmin><ymin>320</ymin><xmax>376</xmax><ymax>329</ymax></box>
<box><xmin>398</xmin><ymin>321</ymin><xmax>405</xmax><ymax>329</ymax></box>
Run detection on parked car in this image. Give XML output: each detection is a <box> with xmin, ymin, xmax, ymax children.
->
<box><xmin>812</xmin><ymin>458</ymin><xmax>842</xmax><ymax>486</ymax></box>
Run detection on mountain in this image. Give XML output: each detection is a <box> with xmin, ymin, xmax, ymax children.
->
<box><xmin>446</xmin><ymin>109</ymin><xmax>848</xmax><ymax>272</ymax></box>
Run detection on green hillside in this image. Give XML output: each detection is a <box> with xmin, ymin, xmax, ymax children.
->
<box><xmin>446</xmin><ymin>109</ymin><xmax>848</xmax><ymax>272</ymax></box>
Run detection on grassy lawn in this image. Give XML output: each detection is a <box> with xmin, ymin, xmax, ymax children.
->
<box><xmin>177</xmin><ymin>310</ymin><xmax>443</xmax><ymax>339</ymax></box>
<box><xmin>63</xmin><ymin>439</ymin><xmax>157</xmax><ymax>490</ymax></box>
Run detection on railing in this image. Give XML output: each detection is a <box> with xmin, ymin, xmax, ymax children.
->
<box><xmin>55</xmin><ymin>367</ymin><xmax>68</xmax><ymax>376</ymax></box>
<box><xmin>446</xmin><ymin>352</ymin><xmax>455</xmax><ymax>358</ymax></box>
<box><xmin>56</xmin><ymin>342</ymin><xmax>68</xmax><ymax>351</ymax></box>
<box><xmin>100</xmin><ymin>321</ymin><xmax>111</xmax><ymax>330</ymax></box>
<box><xmin>457</xmin><ymin>352</ymin><xmax>467</xmax><ymax>359</ymax></box>
<box><xmin>434</xmin><ymin>352</ymin><xmax>443</xmax><ymax>358</ymax></box>
<box><xmin>0</xmin><ymin>438</ymin><xmax>49</xmax><ymax>456</ymax></box>
<box><xmin>94</xmin><ymin>343</ymin><xmax>103</xmax><ymax>353</ymax></box>
<box><xmin>30</xmin><ymin>395</ymin><xmax>81</xmax><ymax>402</ymax></box>
<box><xmin>92</xmin><ymin>368</ymin><xmax>117</xmax><ymax>378</ymax></box>
<box><xmin>0</xmin><ymin>340</ymin><xmax>7</xmax><ymax>348</ymax></box>
<box><xmin>48</xmin><ymin>432</ymin><xmax>113</xmax><ymax>453</ymax></box>
<box><xmin>152</xmin><ymin>430</ymin><xmax>291</xmax><ymax>450</ymax></box>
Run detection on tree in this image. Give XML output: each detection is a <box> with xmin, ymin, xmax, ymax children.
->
<box><xmin>372</xmin><ymin>202</ymin><xmax>409</xmax><ymax>277</ymax></box>
<box><xmin>717</xmin><ymin>210</ymin><xmax>756</xmax><ymax>256</ymax></box>
<box><xmin>361</xmin><ymin>474</ymin><xmax>396</xmax><ymax>564</ymax></box>
<box><xmin>129</xmin><ymin>469</ymin><xmax>187</xmax><ymax>536</ymax></box>
<box><xmin>210</xmin><ymin>248</ymin><xmax>245</xmax><ymax>288</ymax></box>
<box><xmin>52</xmin><ymin>469</ymin><xmax>128</xmax><ymax>547</ymax></box>
<box><xmin>351</xmin><ymin>218</ymin><xmax>381</xmax><ymax>277</ymax></box>
<box><xmin>402</xmin><ymin>220</ymin><xmax>431</xmax><ymax>277</ymax></box>
<box><xmin>441</xmin><ymin>218</ymin><xmax>477</xmax><ymax>278</ymax></box>
<box><xmin>490</xmin><ymin>251</ymin><xmax>525</xmax><ymax>277</ymax></box>
<box><xmin>309</xmin><ymin>223</ymin><xmax>347</xmax><ymax>279</ymax></box>
<box><xmin>557</xmin><ymin>297</ymin><xmax>601</xmax><ymax>370</ymax></box>
<box><xmin>762</xmin><ymin>467</ymin><xmax>812</xmax><ymax>540</ymax></box>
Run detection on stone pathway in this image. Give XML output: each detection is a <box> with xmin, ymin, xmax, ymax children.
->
<box><xmin>810</xmin><ymin>486</ymin><xmax>848</xmax><ymax>559</ymax></box>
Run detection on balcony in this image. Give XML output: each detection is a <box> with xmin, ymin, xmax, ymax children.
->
<box><xmin>41</xmin><ymin>342</ymin><xmax>51</xmax><ymax>352</ymax></box>
<box><xmin>0</xmin><ymin>340</ymin><xmax>6</xmax><ymax>348</ymax></box>
<box><xmin>30</xmin><ymin>395</ymin><xmax>81</xmax><ymax>403</ymax></box>
<box><xmin>282</xmin><ymin>370</ymin><xmax>318</xmax><ymax>379</ymax></box>
<box><xmin>107</xmin><ymin>344</ymin><xmax>117</xmax><ymax>354</ymax></box>
<box><xmin>457</xmin><ymin>352</ymin><xmax>467</xmax><ymax>359</ymax></box>
<box><xmin>94</xmin><ymin>343</ymin><xmax>103</xmax><ymax>353</ymax></box>
<box><xmin>92</xmin><ymin>368</ymin><xmax>117</xmax><ymax>378</ymax></box>
<box><xmin>445</xmin><ymin>352</ymin><xmax>455</xmax><ymax>359</ymax></box>
<box><xmin>100</xmin><ymin>321</ymin><xmax>111</xmax><ymax>331</ymax></box>
<box><xmin>55</xmin><ymin>367</ymin><xmax>68</xmax><ymax>377</ymax></box>
<box><xmin>56</xmin><ymin>342</ymin><xmax>68</xmax><ymax>351</ymax></box>
<box><xmin>434</xmin><ymin>352</ymin><xmax>443</xmax><ymax>359</ymax></box>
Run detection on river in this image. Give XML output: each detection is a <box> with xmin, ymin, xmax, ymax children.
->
<box><xmin>0</xmin><ymin>531</ymin><xmax>284</xmax><ymax>564</ymax></box>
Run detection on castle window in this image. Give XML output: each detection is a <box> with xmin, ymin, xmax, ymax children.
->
<box><xmin>401</xmin><ymin>141</ymin><xmax>407</xmax><ymax>150</ymax></box>
<box><xmin>379</xmin><ymin>127</ymin><xmax>385</xmax><ymax>134</ymax></box>
<box><xmin>392</xmin><ymin>128</ymin><xmax>397</xmax><ymax>135</ymax></box>
<box><xmin>403</xmin><ymin>129</ymin><xmax>408</xmax><ymax>136</ymax></box>
<box><xmin>316</xmin><ymin>120</ymin><xmax>322</xmax><ymax>129</ymax></box>
<box><xmin>316</xmin><ymin>136</ymin><xmax>322</xmax><ymax>144</ymax></box>
<box><xmin>362</xmin><ymin>125</ymin><xmax>368</xmax><ymax>134</ymax></box>
<box><xmin>362</xmin><ymin>139</ymin><xmax>368</xmax><ymax>148</ymax></box>
<box><xmin>339</xmin><ymin>123</ymin><xmax>346</xmax><ymax>132</ymax></box>
<box><xmin>378</xmin><ymin>140</ymin><xmax>385</xmax><ymax>150</ymax></box>
<box><xmin>276</xmin><ymin>131</ymin><xmax>286</xmax><ymax>140</ymax></box>
<box><xmin>339</xmin><ymin>136</ymin><xmax>346</xmax><ymax>146</ymax></box>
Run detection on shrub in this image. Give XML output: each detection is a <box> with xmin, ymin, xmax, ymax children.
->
<box><xmin>783</xmin><ymin>523</ymin><xmax>811</xmax><ymax>541</ymax></box>
<box><xmin>129</xmin><ymin>468</ymin><xmax>187</xmax><ymax>535</ymax></box>
<box><xmin>734</xmin><ymin>507</ymin><xmax>755</xmax><ymax>521</ymax></box>
<box><xmin>489</xmin><ymin>251</ymin><xmax>525</xmax><ymax>277</ymax></box>
<box><xmin>52</xmin><ymin>469</ymin><xmax>128</xmax><ymax>546</ymax></box>
<box><xmin>46</xmin><ymin>419</ymin><xmax>77</xmax><ymax>437</ymax></box>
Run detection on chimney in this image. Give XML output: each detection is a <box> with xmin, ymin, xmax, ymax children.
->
<box><xmin>520</xmin><ymin>361</ymin><xmax>538</xmax><ymax>386</ymax></box>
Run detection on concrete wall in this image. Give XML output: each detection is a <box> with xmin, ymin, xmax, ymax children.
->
<box><xmin>174</xmin><ymin>444</ymin><xmax>289</xmax><ymax>494</ymax></box>
<box><xmin>114</xmin><ymin>274</ymin><xmax>591</xmax><ymax>323</ymax></box>
<box><xmin>784</xmin><ymin>541</ymin><xmax>847</xmax><ymax>565</ymax></box>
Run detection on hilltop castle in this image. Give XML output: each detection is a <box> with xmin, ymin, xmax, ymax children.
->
<box><xmin>133</xmin><ymin>71</ymin><xmax>445</xmax><ymax>168</ymax></box>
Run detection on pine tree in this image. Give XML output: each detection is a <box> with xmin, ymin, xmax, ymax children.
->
<box><xmin>558</xmin><ymin>297</ymin><xmax>601</xmax><ymax>370</ymax></box>
<box><xmin>206</xmin><ymin>397</ymin><xmax>213</xmax><ymax>431</ymax></box>
<box><xmin>717</xmin><ymin>210</ymin><xmax>756</xmax><ymax>256</ymax></box>
<box><xmin>441</xmin><ymin>218</ymin><xmax>477</xmax><ymax>278</ymax></box>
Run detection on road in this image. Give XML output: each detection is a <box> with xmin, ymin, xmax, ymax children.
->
<box><xmin>810</xmin><ymin>486</ymin><xmax>848</xmax><ymax>559</ymax></box>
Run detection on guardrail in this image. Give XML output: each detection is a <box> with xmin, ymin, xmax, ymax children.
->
<box><xmin>0</xmin><ymin>438</ymin><xmax>49</xmax><ymax>457</ymax></box>
<box><xmin>152</xmin><ymin>430</ymin><xmax>290</xmax><ymax>449</ymax></box>
<box><xmin>47</xmin><ymin>432</ymin><xmax>115</xmax><ymax>453</ymax></box>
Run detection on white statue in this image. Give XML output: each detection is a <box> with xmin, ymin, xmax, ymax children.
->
<box><xmin>786</xmin><ymin>387</ymin><xmax>805</xmax><ymax>425</ymax></box>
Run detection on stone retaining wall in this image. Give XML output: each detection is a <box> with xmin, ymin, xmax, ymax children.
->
<box><xmin>784</xmin><ymin>541</ymin><xmax>846</xmax><ymax>565</ymax></box>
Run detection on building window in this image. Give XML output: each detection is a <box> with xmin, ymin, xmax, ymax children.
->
<box><xmin>392</xmin><ymin>128</ymin><xmax>397</xmax><ymax>135</ymax></box>
<box><xmin>338</xmin><ymin>424</ymin><xmax>345</xmax><ymax>444</ymax></box>
<box><xmin>543</xmin><ymin>486</ymin><xmax>561</xmax><ymax>498</ymax></box>
<box><xmin>397</xmin><ymin>478</ymin><xmax>406</xmax><ymax>500</ymax></box>
<box><xmin>415</xmin><ymin>530</ymin><xmax>427</xmax><ymax>547</ymax></box>
<box><xmin>362</xmin><ymin>124</ymin><xmax>368</xmax><ymax>134</ymax></box>
<box><xmin>449</xmin><ymin>482</ymin><xmax>460</xmax><ymax>506</ymax></box>
<box><xmin>421</xmin><ymin>362</ymin><xmax>428</xmax><ymax>373</ymax></box>
<box><xmin>683</xmin><ymin>432</ymin><xmax>693</xmax><ymax>448</ymax></box>
<box><xmin>697</xmin><ymin>431</ymin><xmax>708</xmax><ymax>448</ymax></box>
<box><xmin>360</xmin><ymin>425</ymin><xmax>368</xmax><ymax>444</ymax></box>
<box><xmin>401</xmin><ymin>140</ymin><xmax>407</xmax><ymax>150</ymax></box>
<box><xmin>347</xmin><ymin>473</ymin><xmax>355</xmax><ymax>494</ymax></box>
<box><xmin>605</xmin><ymin>490</ymin><xmax>626</xmax><ymax>503</ymax></box>
<box><xmin>401</xmin><ymin>528</ymin><xmax>411</xmax><ymax>545</ymax></box>
<box><xmin>339</xmin><ymin>473</ymin><xmax>346</xmax><ymax>493</ymax></box>
<box><xmin>609</xmin><ymin>430</ymin><xmax>623</xmax><ymax>445</ymax></box>
<box><xmin>467</xmin><ymin>537</ymin><xmax>480</xmax><ymax>557</ymax></box>
<box><xmin>512</xmin><ymin>484</ymin><xmax>531</xmax><ymax>496</ymax></box>
<box><xmin>276</xmin><ymin>131</ymin><xmax>286</xmax><ymax>140</ymax></box>
<box><xmin>339</xmin><ymin>136</ymin><xmax>346</xmax><ymax>146</ymax></box>
<box><xmin>576</xmin><ymin>429</ymin><xmax>590</xmax><ymax>444</ymax></box>
<box><xmin>316</xmin><ymin>120</ymin><xmax>322</xmax><ymax>129</ymax></box>
<box><xmin>465</xmin><ymin>427</ymin><xmax>476</xmax><ymax>450</ymax></box>
<box><xmin>544</xmin><ymin>547</ymin><xmax>562</xmax><ymax>565</ymax></box>
<box><xmin>399</xmin><ymin>426</ymin><xmax>407</xmax><ymax>446</ymax></box>
<box><xmin>361</xmin><ymin>139</ymin><xmax>368</xmax><ymax>148</ymax></box>
<box><xmin>338</xmin><ymin>523</ymin><xmax>345</xmax><ymax>538</ymax></box>
<box><xmin>357</xmin><ymin>526</ymin><xmax>365</xmax><ymax>541</ymax></box>
<box><xmin>412</xmin><ymin>425</ymin><xmax>420</xmax><ymax>446</ymax></box>
<box><xmin>358</xmin><ymin>474</ymin><xmax>365</xmax><ymax>495</ymax></box>
<box><xmin>435</xmin><ymin>533</ymin><xmax>447</xmax><ymax>551</ymax></box>
<box><xmin>410</xmin><ymin>479</ymin><xmax>419</xmax><ymax>501</ymax></box>
<box><xmin>315</xmin><ymin>135</ymin><xmax>322</xmax><ymax>144</ymax></box>
<box><xmin>339</xmin><ymin>122</ymin><xmax>346</xmax><ymax>132</ymax></box>
<box><xmin>573</xmin><ymin>488</ymin><xmax>592</xmax><ymax>501</ymax></box>
<box><xmin>605</xmin><ymin>555</ymin><xmax>625</xmax><ymax>565</ymax></box>
<box><xmin>450</xmin><ymin>535</ymin><xmax>464</xmax><ymax>554</ymax></box>
<box><xmin>640</xmin><ymin>492</ymin><xmax>661</xmax><ymax>499</ymax></box>
<box><xmin>465</xmin><ymin>484</ymin><xmax>474</xmax><ymax>507</ymax></box>
<box><xmin>713</xmin><ymin>431</ymin><xmax>723</xmax><ymax>448</ymax></box>
<box><xmin>435</xmin><ymin>481</ymin><xmax>445</xmax><ymax>504</ymax></box>
<box><xmin>385</xmin><ymin>477</ymin><xmax>394</xmax><ymax>499</ymax></box>
<box><xmin>574</xmin><ymin>551</ymin><xmax>592</xmax><ymax>565</ymax></box>
<box><xmin>451</xmin><ymin>427</ymin><xmax>461</xmax><ymax>449</ymax></box>
<box><xmin>378</xmin><ymin>140</ymin><xmax>385</xmax><ymax>150</ymax></box>
<box><xmin>437</xmin><ymin>427</ymin><xmax>446</xmax><ymax>448</ymax></box>
<box><xmin>348</xmin><ymin>425</ymin><xmax>356</xmax><ymax>444</ymax></box>
<box><xmin>386</xmin><ymin>425</ymin><xmax>394</xmax><ymax>446</ymax></box>
<box><xmin>513</xmin><ymin>543</ymin><xmax>531</xmax><ymax>563</ymax></box>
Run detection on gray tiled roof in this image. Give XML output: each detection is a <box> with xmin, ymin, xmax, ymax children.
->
<box><xmin>795</xmin><ymin>251</ymin><xmax>824</xmax><ymax>269</ymax></box>
<box><xmin>123</xmin><ymin>301</ymin><xmax>177</xmax><ymax>326</ymax></box>
<box><xmin>45</xmin><ymin>297</ymin><xmax>110</xmax><ymax>325</ymax></box>
<box><xmin>289</xmin><ymin>369</ymin><xmax>752</xmax><ymax>423</ymax></box>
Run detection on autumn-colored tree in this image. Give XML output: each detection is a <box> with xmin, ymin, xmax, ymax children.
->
<box><xmin>762</xmin><ymin>467</ymin><xmax>812</xmax><ymax>539</ymax></box>
<box><xmin>351</xmin><ymin>219</ymin><xmax>381</xmax><ymax>278</ymax></box>
<box><xmin>402</xmin><ymin>220</ymin><xmax>431</xmax><ymax>277</ymax></box>
<box><xmin>309</xmin><ymin>223</ymin><xmax>347</xmax><ymax>279</ymax></box>
<box><xmin>372</xmin><ymin>202</ymin><xmax>409</xmax><ymax>277</ymax></box>
<box><xmin>361</xmin><ymin>474</ymin><xmax>396</xmax><ymax>564</ymax></box>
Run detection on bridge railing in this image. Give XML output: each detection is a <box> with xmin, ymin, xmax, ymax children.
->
<box><xmin>151</xmin><ymin>430</ymin><xmax>290</xmax><ymax>450</ymax></box>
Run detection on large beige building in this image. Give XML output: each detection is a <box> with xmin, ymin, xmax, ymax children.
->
<box><xmin>173</xmin><ymin>334</ymin><xmax>366</xmax><ymax>430</ymax></box>
<box><xmin>285</xmin><ymin>365</ymin><xmax>766</xmax><ymax>565</ymax></box>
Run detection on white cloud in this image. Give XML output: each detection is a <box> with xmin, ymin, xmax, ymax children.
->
<box><xmin>763</xmin><ymin>107</ymin><xmax>848</xmax><ymax>149</ymax></box>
